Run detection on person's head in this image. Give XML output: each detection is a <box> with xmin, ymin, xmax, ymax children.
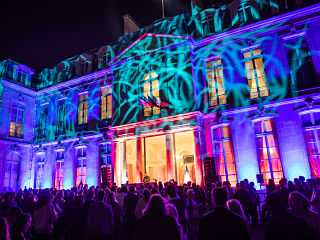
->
<box><xmin>151</xmin><ymin>188</ymin><xmax>159</xmax><ymax>195</ymax></box>
<box><xmin>166</xmin><ymin>203</ymin><xmax>179</xmax><ymax>222</ymax></box>
<box><xmin>268</xmin><ymin>179</ymin><xmax>275</xmax><ymax>186</ymax></box>
<box><xmin>166</xmin><ymin>184</ymin><xmax>177</xmax><ymax>198</ymax></box>
<box><xmin>249</xmin><ymin>182</ymin><xmax>255</xmax><ymax>188</ymax></box>
<box><xmin>143</xmin><ymin>194</ymin><xmax>166</xmax><ymax>216</ymax></box>
<box><xmin>226</xmin><ymin>199</ymin><xmax>245</xmax><ymax>217</ymax></box>
<box><xmin>244</xmin><ymin>179</ymin><xmax>249</xmax><ymax>185</ymax></box>
<box><xmin>86</xmin><ymin>190</ymin><xmax>94</xmax><ymax>201</ymax></box>
<box><xmin>121</xmin><ymin>185</ymin><xmax>128</xmax><ymax>193</ymax></box>
<box><xmin>279</xmin><ymin>178</ymin><xmax>287</xmax><ymax>187</ymax></box>
<box><xmin>57</xmin><ymin>190</ymin><xmax>64</xmax><ymax>199</ymax></box>
<box><xmin>212</xmin><ymin>187</ymin><xmax>228</xmax><ymax>207</ymax></box>
<box><xmin>0</xmin><ymin>217</ymin><xmax>9</xmax><ymax>240</ymax></box>
<box><xmin>289</xmin><ymin>191</ymin><xmax>309</xmax><ymax>214</ymax></box>
<box><xmin>143</xmin><ymin>189</ymin><xmax>151</xmax><ymax>203</ymax></box>
<box><xmin>97</xmin><ymin>190</ymin><xmax>105</xmax><ymax>202</ymax></box>
<box><xmin>129</xmin><ymin>185</ymin><xmax>135</xmax><ymax>193</ymax></box>
<box><xmin>265</xmin><ymin>192</ymin><xmax>286</xmax><ymax>216</ymax></box>
<box><xmin>6</xmin><ymin>206</ymin><xmax>22</xmax><ymax>225</ymax></box>
<box><xmin>187</xmin><ymin>189</ymin><xmax>195</xmax><ymax>200</ymax></box>
<box><xmin>10</xmin><ymin>213</ymin><xmax>31</xmax><ymax>235</ymax></box>
<box><xmin>239</xmin><ymin>181</ymin><xmax>246</xmax><ymax>190</ymax></box>
<box><xmin>299</xmin><ymin>176</ymin><xmax>305</xmax><ymax>183</ymax></box>
<box><xmin>288</xmin><ymin>181</ymin><xmax>295</xmax><ymax>189</ymax></box>
<box><xmin>106</xmin><ymin>192</ymin><xmax>116</xmax><ymax>205</ymax></box>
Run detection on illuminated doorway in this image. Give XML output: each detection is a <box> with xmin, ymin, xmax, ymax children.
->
<box><xmin>145</xmin><ymin>135</ymin><xmax>167</xmax><ymax>182</ymax></box>
<box><xmin>125</xmin><ymin>139</ymin><xmax>136</xmax><ymax>183</ymax></box>
<box><xmin>174</xmin><ymin>131</ymin><xmax>196</xmax><ymax>185</ymax></box>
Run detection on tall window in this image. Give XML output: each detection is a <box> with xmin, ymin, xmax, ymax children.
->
<box><xmin>78</xmin><ymin>94</ymin><xmax>88</xmax><ymax>125</ymax></box>
<box><xmin>3</xmin><ymin>152</ymin><xmax>20</xmax><ymax>190</ymax></box>
<box><xmin>206</xmin><ymin>58</ymin><xmax>226</xmax><ymax>106</ymax></box>
<box><xmin>238</xmin><ymin>2</ymin><xmax>252</xmax><ymax>23</ymax></box>
<box><xmin>243</xmin><ymin>48</ymin><xmax>269</xmax><ymax>99</ymax></box>
<box><xmin>143</xmin><ymin>72</ymin><xmax>160</xmax><ymax>117</ymax></box>
<box><xmin>284</xmin><ymin>35</ymin><xmax>316</xmax><ymax>88</ymax></box>
<box><xmin>81</xmin><ymin>60</ymin><xmax>91</xmax><ymax>74</ymax></box>
<box><xmin>101</xmin><ymin>87</ymin><xmax>112</xmax><ymax>120</ymax></box>
<box><xmin>39</xmin><ymin>107</ymin><xmax>48</xmax><ymax>139</ymax></box>
<box><xmin>213</xmin><ymin>125</ymin><xmax>237</xmax><ymax>186</ymax></box>
<box><xmin>300</xmin><ymin>111</ymin><xmax>320</xmax><ymax>178</ymax></box>
<box><xmin>56</xmin><ymin>101</ymin><xmax>66</xmax><ymax>135</ymax></box>
<box><xmin>55</xmin><ymin>151</ymin><xmax>64</xmax><ymax>190</ymax></box>
<box><xmin>254</xmin><ymin>119</ymin><xmax>283</xmax><ymax>184</ymax></box>
<box><xmin>76</xmin><ymin>147</ymin><xmax>87</xmax><ymax>186</ymax></box>
<box><xmin>9</xmin><ymin>101</ymin><xmax>25</xmax><ymax>138</ymax></box>
<box><xmin>100</xmin><ymin>143</ymin><xmax>112</xmax><ymax>184</ymax></box>
<box><xmin>36</xmin><ymin>154</ymin><xmax>45</xmax><ymax>189</ymax></box>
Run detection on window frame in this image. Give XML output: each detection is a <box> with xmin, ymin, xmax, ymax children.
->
<box><xmin>238</xmin><ymin>2</ymin><xmax>253</xmax><ymax>23</ymax></box>
<box><xmin>299</xmin><ymin>109</ymin><xmax>320</xmax><ymax>178</ymax></box>
<box><xmin>3</xmin><ymin>151</ymin><xmax>20</xmax><ymax>190</ymax></box>
<box><xmin>211</xmin><ymin>124</ymin><xmax>237</xmax><ymax>186</ymax></box>
<box><xmin>35</xmin><ymin>153</ymin><xmax>45</xmax><ymax>189</ymax></box>
<box><xmin>75</xmin><ymin>146</ymin><xmax>87</xmax><ymax>186</ymax></box>
<box><xmin>78</xmin><ymin>93</ymin><xmax>88</xmax><ymax>125</ymax></box>
<box><xmin>100</xmin><ymin>86</ymin><xmax>112</xmax><ymax>120</ymax></box>
<box><xmin>253</xmin><ymin>118</ymin><xmax>284</xmax><ymax>184</ymax></box>
<box><xmin>242</xmin><ymin>46</ymin><xmax>269</xmax><ymax>99</ymax></box>
<box><xmin>55</xmin><ymin>150</ymin><xmax>64</xmax><ymax>190</ymax></box>
<box><xmin>205</xmin><ymin>56</ymin><xmax>227</xmax><ymax>107</ymax></box>
<box><xmin>143</xmin><ymin>71</ymin><xmax>160</xmax><ymax>117</ymax></box>
<box><xmin>56</xmin><ymin>99</ymin><xmax>67</xmax><ymax>136</ymax></box>
<box><xmin>9</xmin><ymin>100</ymin><xmax>25</xmax><ymax>139</ymax></box>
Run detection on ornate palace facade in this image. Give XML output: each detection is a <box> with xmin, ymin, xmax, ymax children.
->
<box><xmin>1</xmin><ymin>0</ymin><xmax>320</xmax><ymax>191</ymax></box>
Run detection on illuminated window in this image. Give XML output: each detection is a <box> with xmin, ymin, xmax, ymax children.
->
<box><xmin>3</xmin><ymin>152</ymin><xmax>20</xmax><ymax>190</ymax></box>
<box><xmin>38</xmin><ymin>107</ymin><xmax>48</xmax><ymax>139</ymax></box>
<box><xmin>101</xmin><ymin>87</ymin><xmax>112</xmax><ymax>120</ymax></box>
<box><xmin>56</xmin><ymin>101</ymin><xmax>66</xmax><ymax>135</ymax></box>
<box><xmin>213</xmin><ymin>125</ymin><xmax>237</xmax><ymax>186</ymax></box>
<box><xmin>300</xmin><ymin>111</ymin><xmax>320</xmax><ymax>178</ymax></box>
<box><xmin>206</xmin><ymin>58</ymin><xmax>226</xmax><ymax>106</ymax></box>
<box><xmin>55</xmin><ymin>151</ymin><xmax>64</xmax><ymax>190</ymax></box>
<box><xmin>9</xmin><ymin>101</ymin><xmax>25</xmax><ymax>138</ymax></box>
<box><xmin>100</xmin><ymin>143</ymin><xmax>112</xmax><ymax>184</ymax></box>
<box><xmin>36</xmin><ymin>154</ymin><xmax>45</xmax><ymax>189</ymax></box>
<box><xmin>254</xmin><ymin>119</ymin><xmax>283</xmax><ymax>184</ymax></box>
<box><xmin>243</xmin><ymin>48</ymin><xmax>269</xmax><ymax>99</ymax></box>
<box><xmin>76</xmin><ymin>147</ymin><xmax>87</xmax><ymax>186</ymax></box>
<box><xmin>284</xmin><ymin>35</ymin><xmax>316</xmax><ymax>88</ymax></box>
<box><xmin>238</xmin><ymin>2</ymin><xmax>252</xmax><ymax>23</ymax></box>
<box><xmin>78</xmin><ymin>94</ymin><xmax>88</xmax><ymax>125</ymax></box>
<box><xmin>143</xmin><ymin>71</ymin><xmax>160</xmax><ymax>117</ymax></box>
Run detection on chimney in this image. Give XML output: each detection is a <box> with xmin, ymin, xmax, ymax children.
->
<box><xmin>191</xmin><ymin>0</ymin><xmax>203</xmax><ymax>16</ymax></box>
<box><xmin>123</xmin><ymin>14</ymin><xmax>140</xmax><ymax>35</ymax></box>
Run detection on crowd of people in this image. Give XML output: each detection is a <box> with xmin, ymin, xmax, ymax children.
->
<box><xmin>0</xmin><ymin>176</ymin><xmax>320</xmax><ymax>240</ymax></box>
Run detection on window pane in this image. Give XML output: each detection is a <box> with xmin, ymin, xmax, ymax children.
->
<box><xmin>269</xmin><ymin>147</ymin><xmax>280</xmax><ymax>159</ymax></box>
<box><xmin>213</xmin><ymin>128</ymin><xmax>222</xmax><ymax>139</ymax></box>
<box><xmin>217</xmin><ymin>164</ymin><xmax>226</xmax><ymax>176</ymax></box>
<box><xmin>254</xmin><ymin>121</ymin><xmax>264</xmax><ymax>134</ymax></box>
<box><xmin>215</xmin><ymin>142</ymin><xmax>223</xmax><ymax>153</ymax></box>
<box><xmin>309</xmin><ymin>155</ymin><xmax>320</xmax><ymax>169</ymax></box>
<box><xmin>243</xmin><ymin>51</ymin><xmax>251</xmax><ymax>59</ymax></box>
<box><xmin>271</xmin><ymin>159</ymin><xmax>282</xmax><ymax>172</ymax></box>
<box><xmin>206</xmin><ymin>61</ymin><xmax>213</xmax><ymax>68</ymax></box>
<box><xmin>258</xmin><ymin>148</ymin><xmax>269</xmax><ymax>160</ymax></box>
<box><xmin>265</xmin><ymin>119</ymin><xmax>275</xmax><ymax>132</ymax></box>
<box><xmin>307</xmin><ymin>142</ymin><xmax>319</xmax><ymax>155</ymax></box>
<box><xmin>260</xmin><ymin>160</ymin><xmax>270</xmax><ymax>173</ymax></box>
<box><xmin>224</xmin><ymin>141</ymin><xmax>233</xmax><ymax>152</ymax></box>
<box><xmin>257</xmin><ymin>136</ymin><xmax>267</xmax><ymax>148</ymax></box>
<box><xmin>216</xmin><ymin>154</ymin><xmax>224</xmax><ymax>165</ymax></box>
<box><xmin>222</xmin><ymin>126</ymin><xmax>231</xmax><ymax>138</ymax></box>
<box><xmin>227</xmin><ymin>164</ymin><xmax>236</xmax><ymax>175</ymax></box>
<box><xmin>267</xmin><ymin>135</ymin><xmax>278</xmax><ymax>147</ymax></box>
<box><xmin>253</xmin><ymin>48</ymin><xmax>261</xmax><ymax>56</ymax></box>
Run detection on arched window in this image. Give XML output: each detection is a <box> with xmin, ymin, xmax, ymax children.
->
<box><xmin>143</xmin><ymin>71</ymin><xmax>160</xmax><ymax>117</ymax></box>
<box><xmin>4</xmin><ymin>151</ymin><xmax>20</xmax><ymax>190</ymax></box>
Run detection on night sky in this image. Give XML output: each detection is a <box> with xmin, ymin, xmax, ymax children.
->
<box><xmin>0</xmin><ymin>0</ymin><xmax>193</xmax><ymax>71</ymax></box>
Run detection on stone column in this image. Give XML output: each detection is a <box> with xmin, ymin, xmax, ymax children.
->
<box><xmin>166</xmin><ymin>133</ymin><xmax>174</xmax><ymax>181</ymax></box>
<box><xmin>136</xmin><ymin>136</ymin><xmax>143</xmax><ymax>183</ymax></box>
<box><xmin>193</xmin><ymin>128</ymin><xmax>203</xmax><ymax>186</ymax></box>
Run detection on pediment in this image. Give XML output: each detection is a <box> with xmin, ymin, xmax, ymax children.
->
<box><xmin>110</xmin><ymin>33</ymin><xmax>190</xmax><ymax>64</ymax></box>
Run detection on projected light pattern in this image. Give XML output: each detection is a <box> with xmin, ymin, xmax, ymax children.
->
<box><xmin>0</xmin><ymin>0</ymin><xmax>319</xmax><ymax>191</ymax></box>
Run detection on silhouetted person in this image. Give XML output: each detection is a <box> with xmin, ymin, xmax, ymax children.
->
<box><xmin>264</xmin><ymin>192</ymin><xmax>316</xmax><ymax>240</ymax></box>
<box><xmin>235</xmin><ymin>181</ymin><xmax>251</xmax><ymax>220</ymax></box>
<box><xmin>10</xmin><ymin>213</ymin><xmax>32</xmax><ymax>240</ymax></box>
<box><xmin>0</xmin><ymin>217</ymin><xmax>10</xmax><ymax>240</ymax></box>
<box><xmin>135</xmin><ymin>194</ymin><xmax>180</xmax><ymax>240</ymax></box>
<box><xmin>198</xmin><ymin>187</ymin><xmax>250</xmax><ymax>240</ymax></box>
<box><xmin>87</xmin><ymin>190</ymin><xmax>114</xmax><ymax>240</ymax></box>
<box><xmin>124</xmin><ymin>186</ymin><xmax>139</xmax><ymax>240</ymax></box>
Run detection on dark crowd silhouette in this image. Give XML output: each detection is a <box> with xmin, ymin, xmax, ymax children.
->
<box><xmin>1</xmin><ymin>176</ymin><xmax>320</xmax><ymax>240</ymax></box>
